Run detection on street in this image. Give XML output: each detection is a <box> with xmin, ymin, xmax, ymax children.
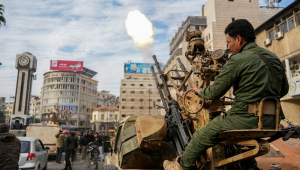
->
<box><xmin>47</xmin><ymin>153</ymin><xmax>107</xmax><ymax>170</ymax></box>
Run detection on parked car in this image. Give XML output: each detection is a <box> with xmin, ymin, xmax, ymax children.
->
<box><xmin>257</xmin><ymin>138</ymin><xmax>300</xmax><ymax>170</ymax></box>
<box><xmin>18</xmin><ymin>137</ymin><xmax>49</xmax><ymax>170</ymax></box>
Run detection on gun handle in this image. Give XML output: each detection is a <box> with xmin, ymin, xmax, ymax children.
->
<box><xmin>283</xmin><ymin>130</ymin><xmax>295</xmax><ymax>141</ymax></box>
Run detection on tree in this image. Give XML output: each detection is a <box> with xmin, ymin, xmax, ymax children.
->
<box><xmin>48</xmin><ymin>104</ymin><xmax>74</xmax><ymax>125</ymax></box>
<box><xmin>0</xmin><ymin>111</ymin><xmax>5</xmax><ymax>123</ymax></box>
<box><xmin>0</xmin><ymin>4</ymin><xmax>6</xmax><ymax>27</ymax></box>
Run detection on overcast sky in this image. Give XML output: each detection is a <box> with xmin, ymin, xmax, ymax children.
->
<box><xmin>0</xmin><ymin>0</ymin><xmax>294</xmax><ymax>102</ymax></box>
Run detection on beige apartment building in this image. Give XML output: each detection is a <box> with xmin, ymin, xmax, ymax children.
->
<box><xmin>255</xmin><ymin>0</ymin><xmax>300</xmax><ymax>126</ymax></box>
<box><xmin>4</xmin><ymin>98</ymin><xmax>14</xmax><ymax>124</ymax></box>
<box><xmin>97</xmin><ymin>90</ymin><xmax>117</xmax><ymax>107</ymax></box>
<box><xmin>90</xmin><ymin>106</ymin><xmax>119</xmax><ymax>132</ymax></box>
<box><xmin>40</xmin><ymin>70</ymin><xmax>98</xmax><ymax>131</ymax></box>
<box><xmin>119</xmin><ymin>72</ymin><xmax>163</xmax><ymax>119</ymax></box>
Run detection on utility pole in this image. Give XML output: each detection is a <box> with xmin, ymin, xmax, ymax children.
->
<box><xmin>148</xmin><ymin>89</ymin><xmax>151</xmax><ymax>115</ymax></box>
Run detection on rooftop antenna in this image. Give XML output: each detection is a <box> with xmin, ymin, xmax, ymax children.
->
<box><xmin>266</xmin><ymin>0</ymin><xmax>282</xmax><ymax>8</ymax></box>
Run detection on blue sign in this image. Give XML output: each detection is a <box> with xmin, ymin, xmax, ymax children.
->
<box><xmin>125</xmin><ymin>62</ymin><xmax>165</xmax><ymax>74</ymax></box>
<box><xmin>59</xmin><ymin>105</ymin><xmax>78</xmax><ymax>111</ymax></box>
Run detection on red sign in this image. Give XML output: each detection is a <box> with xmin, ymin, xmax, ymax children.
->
<box><xmin>50</xmin><ymin>60</ymin><xmax>83</xmax><ymax>71</ymax></box>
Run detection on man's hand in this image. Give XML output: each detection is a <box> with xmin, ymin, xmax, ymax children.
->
<box><xmin>193</xmin><ymin>87</ymin><xmax>202</xmax><ymax>95</ymax></box>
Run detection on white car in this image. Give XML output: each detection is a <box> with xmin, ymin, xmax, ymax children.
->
<box><xmin>18</xmin><ymin>137</ymin><xmax>49</xmax><ymax>170</ymax></box>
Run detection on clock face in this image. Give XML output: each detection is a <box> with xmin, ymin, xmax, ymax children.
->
<box><xmin>19</xmin><ymin>56</ymin><xmax>29</xmax><ymax>66</ymax></box>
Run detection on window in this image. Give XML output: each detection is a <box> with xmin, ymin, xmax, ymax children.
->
<box><xmin>277</xmin><ymin>21</ymin><xmax>288</xmax><ymax>34</ymax></box>
<box><xmin>268</xmin><ymin>28</ymin><xmax>275</xmax><ymax>40</ymax></box>
<box><xmin>287</xmin><ymin>16</ymin><xmax>295</xmax><ymax>31</ymax></box>
<box><xmin>131</xmin><ymin>91</ymin><xmax>135</xmax><ymax>94</ymax></box>
<box><xmin>122</xmin><ymin>114</ymin><xmax>126</xmax><ymax>117</ymax></box>
<box><xmin>131</xmin><ymin>84</ymin><xmax>135</xmax><ymax>86</ymax></box>
<box><xmin>140</xmin><ymin>91</ymin><xmax>144</xmax><ymax>94</ymax></box>
<box><xmin>232</xmin><ymin>18</ymin><xmax>235</xmax><ymax>22</ymax></box>
<box><xmin>157</xmin><ymin>99</ymin><xmax>161</xmax><ymax>102</ymax></box>
<box><xmin>122</xmin><ymin>91</ymin><xmax>126</xmax><ymax>94</ymax></box>
<box><xmin>140</xmin><ymin>84</ymin><xmax>143</xmax><ymax>86</ymax></box>
<box><xmin>122</xmin><ymin>98</ymin><xmax>126</xmax><ymax>101</ymax></box>
<box><xmin>131</xmin><ymin>99</ymin><xmax>135</xmax><ymax>102</ymax></box>
<box><xmin>131</xmin><ymin>106</ymin><xmax>135</xmax><ymax>109</ymax></box>
<box><xmin>228</xmin><ymin>0</ymin><xmax>233</xmax><ymax>1</ymax></box>
<box><xmin>94</xmin><ymin>115</ymin><xmax>96</xmax><ymax>120</ymax></box>
<box><xmin>148</xmin><ymin>107</ymin><xmax>152</xmax><ymax>109</ymax></box>
<box><xmin>114</xmin><ymin>115</ymin><xmax>118</xmax><ymax>120</ymax></box>
<box><xmin>149</xmin><ymin>99</ymin><xmax>152</xmax><ymax>102</ymax></box>
<box><xmin>297</xmin><ymin>12</ymin><xmax>300</xmax><ymax>26</ymax></box>
<box><xmin>93</xmin><ymin>84</ymin><xmax>97</xmax><ymax>88</ymax></box>
<box><xmin>148</xmin><ymin>84</ymin><xmax>152</xmax><ymax>86</ymax></box>
<box><xmin>140</xmin><ymin>107</ymin><xmax>144</xmax><ymax>109</ymax></box>
<box><xmin>88</xmin><ymin>89</ymin><xmax>91</xmax><ymax>93</ymax></box>
<box><xmin>122</xmin><ymin>106</ymin><xmax>126</xmax><ymax>109</ymax></box>
<box><xmin>148</xmin><ymin>91</ymin><xmax>152</xmax><ymax>94</ymax></box>
<box><xmin>88</xmin><ymin>82</ymin><xmax>92</xmax><ymax>87</ymax></box>
<box><xmin>122</xmin><ymin>84</ymin><xmax>126</xmax><ymax>86</ymax></box>
<box><xmin>140</xmin><ymin>99</ymin><xmax>144</xmax><ymax>102</ymax></box>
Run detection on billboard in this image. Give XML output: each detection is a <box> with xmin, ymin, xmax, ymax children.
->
<box><xmin>50</xmin><ymin>60</ymin><xmax>83</xmax><ymax>71</ymax></box>
<box><xmin>125</xmin><ymin>62</ymin><xmax>165</xmax><ymax>74</ymax></box>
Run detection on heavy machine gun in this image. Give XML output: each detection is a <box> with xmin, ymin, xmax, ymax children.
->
<box><xmin>151</xmin><ymin>30</ymin><xmax>300</xmax><ymax>170</ymax></box>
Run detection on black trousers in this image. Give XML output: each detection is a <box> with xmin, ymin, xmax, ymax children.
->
<box><xmin>70</xmin><ymin>150</ymin><xmax>75</xmax><ymax>162</ymax></box>
<box><xmin>65</xmin><ymin>151</ymin><xmax>71</xmax><ymax>168</ymax></box>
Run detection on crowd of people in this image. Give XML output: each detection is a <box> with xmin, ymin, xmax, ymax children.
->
<box><xmin>55</xmin><ymin>130</ymin><xmax>108</xmax><ymax>170</ymax></box>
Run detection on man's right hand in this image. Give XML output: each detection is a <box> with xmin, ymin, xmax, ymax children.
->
<box><xmin>193</xmin><ymin>87</ymin><xmax>202</xmax><ymax>95</ymax></box>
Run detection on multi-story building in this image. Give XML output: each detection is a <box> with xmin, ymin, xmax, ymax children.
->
<box><xmin>40</xmin><ymin>69</ymin><xmax>98</xmax><ymax>131</ymax></box>
<box><xmin>90</xmin><ymin>106</ymin><xmax>119</xmax><ymax>132</ymax></box>
<box><xmin>255</xmin><ymin>0</ymin><xmax>300</xmax><ymax>126</ymax></box>
<box><xmin>119</xmin><ymin>62</ymin><xmax>164</xmax><ymax>119</ymax></box>
<box><xmin>4</xmin><ymin>97</ymin><xmax>14</xmax><ymax>124</ymax></box>
<box><xmin>29</xmin><ymin>96</ymin><xmax>40</xmax><ymax>119</ymax></box>
<box><xmin>97</xmin><ymin>90</ymin><xmax>117</xmax><ymax>107</ymax></box>
<box><xmin>0</xmin><ymin>97</ymin><xmax>5</xmax><ymax>112</ymax></box>
<box><xmin>165</xmin><ymin>0</ymin><xmax>280</xmax><ymax>77</ymax></box>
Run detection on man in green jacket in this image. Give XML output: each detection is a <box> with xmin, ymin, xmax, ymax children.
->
<box><xmin>55</xmin><ymin>130</ymin><xmax>64</xmax><ymax>164</ymax></box>
<box><xmin>163</xmin><ymin>19</ymin><xmax>289</xmax><ymax>170</ymax></box>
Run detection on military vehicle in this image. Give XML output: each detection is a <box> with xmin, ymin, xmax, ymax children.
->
<box><xmin>104</xmin><ymin>31</ymin><xmax>300</xmax><ymax>170</ymax></box>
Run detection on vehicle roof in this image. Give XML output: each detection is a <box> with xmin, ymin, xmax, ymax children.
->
<box><xmin>17</xmin><ymin>137</ymin><xmax>39</xmax><ymax>141</ymax></box>
<box><xmin>27</xmin><ymin>123</ymin><xmax>60</xmax><ymax>127</ymax></box>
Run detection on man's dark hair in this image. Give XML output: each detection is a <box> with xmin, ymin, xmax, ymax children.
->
<box><xmin>224</xmin><ymin>19</ymin><xmax>256</xmax><ymax>42</ymax></box>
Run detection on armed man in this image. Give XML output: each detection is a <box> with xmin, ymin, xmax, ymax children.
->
<box><xmin>163</xmin><ymin>19</ymin><xmax>289</xmax><ymax>170</ymax></box>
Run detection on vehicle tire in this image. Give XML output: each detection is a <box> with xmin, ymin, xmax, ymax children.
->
<box><xmin>36</xmin><ymin>165</ymin><xmax>40</xmax><ymax>170</ymax></box>
<box><xmin>94</xmin><ymin>155</ymin><xmax>98</xmax><ymax>169</ymax></box>
<box><xmin>42</xmin><ymin>162</ymin><xmax>47</xmax><ymax>170</ymax></box>
<box><xmin>102</xmin><ymin>164</ymin><xmax>117</xmax><ymax>170</ymax></box>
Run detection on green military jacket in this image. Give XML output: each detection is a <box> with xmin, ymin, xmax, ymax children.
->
<box><xmin>199</xmin><ymin>42</ymin><xmax>289</xmax><ymax>115</ymax></box>
<box><xmin>55</xmin><ymin>133</ymin><xmax>64</xmax><ymax>148</ymax></box>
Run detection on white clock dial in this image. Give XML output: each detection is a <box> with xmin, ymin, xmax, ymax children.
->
<box><xmin>19</xmin><ymin>56</ymin><xmax>29</xmax><ymax>66</ymax></box>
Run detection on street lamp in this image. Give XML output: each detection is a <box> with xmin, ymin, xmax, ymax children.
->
<box><xmin>148</xmin><ymin>89</ymin><xmax>151</xmax><ymax>115</ymax></box>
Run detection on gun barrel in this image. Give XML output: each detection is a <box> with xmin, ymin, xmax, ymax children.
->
<box><xmin>150</xmin><ymin>66</ymin><xmax>168</xmax><ymax>112</ymax></box>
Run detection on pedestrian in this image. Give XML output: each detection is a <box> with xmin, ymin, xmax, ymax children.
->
<box><xmin>0</xmin><ymin>123</ymin><xmax>21</xmax><ymax>170</ymax></box>
<box><xmin>163</xmin><ymin>19</ymin><xmax>289</xmax><ymax>170</ymax></box>
<box><xmin>80</xmin><ymin>131</ymin><xmax>89</xmax><ymax>162</ymax></box>
<box><xmin>92</xmin><ymin>132</ymin><xmax>101</xmax><ymax>160</ymax></box>
<box><xmin>101</xmin><ymin>132</ymin><xmax>106</xmax><ymax>154</ymax></box>
<box><xmin>69</xmin><ymin>133</ymin><xmax>77</xmax><ymax>164</ymax></box>
<box><xmin>62</xmin><ymin>130</ymin><xmax>73</xmax><ymax>170</ymax></box>
<box><xmin>55</xmin><ymin>130</ymin><xmax>64</xmax><ymax>164</ymax></box>
<box><xmin>73</xmin><ymin>132</ymin><xmax>79</xmax><ymax>161</ymax></box>
<box><xmin>78</xmin><ymin>132</ymin><xmax>82</xmax><ymax>154</ymax></box>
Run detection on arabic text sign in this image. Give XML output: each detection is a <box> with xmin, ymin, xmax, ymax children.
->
<box><xmin>125</xmin><ymin>63</ymin><xmax>164</xmax><ymax>74</ymax></box>
<box><xmin>50</xmin><ymin>60</ymin><xmax>83</xmax><ymax>71</ymax></box>
<box><xmin>288</xmin><ymin>76</ymin><xmax>300</xmax><ymax>96</ymax></box>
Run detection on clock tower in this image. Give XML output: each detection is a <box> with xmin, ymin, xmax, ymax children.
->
<box><xmin>11</xmin><ymin>52</ymin><xmax>37</xmax><ymax>129</ymax></box>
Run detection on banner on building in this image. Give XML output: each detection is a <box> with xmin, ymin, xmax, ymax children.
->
<box><xmin>50</xmin><ymin>60</ymin><xmax>83</xmax><ymax>71</ymax></box>
<box><xmin>288</xmin><ymin>76</ymin><xmax>300</xmax><ymax>96</ymax></box>
<box><xmin>59</xmin><ymin>105</ymin><xmax>78</xmax><ymax>112</ymax></box>
<box><xmin>125</xmin><ymin>62</ymin><xmax>165</xmax><ymax>74</ymax></box>
<box><xmin>33</xmin><ymin>74</ymin><xmax>37</xmax><ymax>80</ymax></box>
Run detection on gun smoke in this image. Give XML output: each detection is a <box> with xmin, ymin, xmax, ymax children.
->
<box><xmin>125</xmin><ymin>10</ymin><xmax>154</xmax><ymax>62</ymax></box>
